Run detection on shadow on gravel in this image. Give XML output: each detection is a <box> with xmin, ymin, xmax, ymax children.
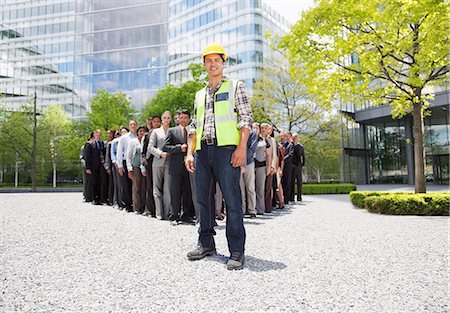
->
<box><xmin>206</xmin><ymin>254</ymin><xmax>287</xmax><ymax>272</ymax></box>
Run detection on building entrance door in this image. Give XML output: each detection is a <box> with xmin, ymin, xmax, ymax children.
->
<box><xmin>432</xmin><ymin>154</ymin><xmax>449</xmax><ymax>184</ymax></box>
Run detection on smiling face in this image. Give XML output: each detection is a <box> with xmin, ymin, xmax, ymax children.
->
<box><xmin>129</xmin><ymin>120</ymin><xmax>137</xmax><ymax>133</ymax></box>
<box><xmin>138</xmin><ymin>127</ymin><xmax>145</xmax><ymax>139</ymax></box>
<box><xmin>161</xmin><ymin>112</ymin><xmax>172</xmax><ymax>127</ymax></box>
<box><xmin>204</xmin><ymin>53</ymin><xmax>225</xmax><ymax>79</ymax></box>
<box><xmin>177</xmin><ymin>113</ymin><xmax>190</xmax><ymax>127</ymax></box>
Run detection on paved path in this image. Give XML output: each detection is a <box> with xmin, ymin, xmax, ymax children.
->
<box><xmin>1</xmin><ymin>193</ymin><xmax>448</xmax><ymax>312</ymax></box>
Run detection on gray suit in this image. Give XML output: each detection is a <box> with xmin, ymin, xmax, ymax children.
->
<box><xmin>148</xmin><ymin>127</ymin><xmax>171</xmax><ymax>219</ymax></box>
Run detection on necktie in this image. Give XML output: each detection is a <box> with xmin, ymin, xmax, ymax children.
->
<box><xmin>183</xmin><ymin>127</ymin><xmax>187</xmax><ymax>144</ymax></box>
<box><xmin>96</xmin><ymin>141</ymin><xmax>100</xmax><ymax>149</ymax></box>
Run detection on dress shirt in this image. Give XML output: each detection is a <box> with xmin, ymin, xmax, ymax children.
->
<box><xmin>111</xmin><ymin>137</ymin><xmax>119</xmax><ymax>165</ymax></box>
<box><xmin>116</xmin><ymin>132</ymin><xmax>137</xmax><ymax>169</ymax></box>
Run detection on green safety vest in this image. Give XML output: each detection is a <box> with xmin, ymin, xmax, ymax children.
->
<box><xmin>194</xmin><ymin>79</ymin><xmax>240</xmax><ymax>150</ymax></box>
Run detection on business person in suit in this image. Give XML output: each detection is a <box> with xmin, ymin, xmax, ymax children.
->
<box><xmin>291</xmin><ymin>133</ymin><xmax>306</xmax><ymax>202</ymax></box>
<box><xmin>148</xmin><ymin>111</ymin><xmax>172</xmax><ymax>220</ymax></box>
<box><xmin>85</xmin><ymin>129</ymin><xmax>106</xmax><ymax>205</ymax></box>
<box><xmin>141</xmin><ymin>116</ymin><xmax>161</xmax><ymax>217</ymax></box>
<box><xmin>105</xmin><ymin>129</ymin><xmax>115</xmax><ymax>205</ymax></box>
<box><xmin>163</xmin><ymin>109</ymin><xmax>194</xmax><ymax>224</ymax></box>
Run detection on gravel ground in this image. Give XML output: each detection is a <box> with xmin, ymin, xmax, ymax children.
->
<box><xmin>0</xmin><ymin>193</ymin><xmax>448</xmax><ymax>312</ymax></box>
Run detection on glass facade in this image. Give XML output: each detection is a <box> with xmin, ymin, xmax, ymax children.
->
<box><xmin>167</xmin><ymin>0</ymin><xmax>289</xmax><ymax>91</ymax></box>
<box><xmin>342</xmin><ymin>94</ymin><xmax>450</xmax><ymax>185</ymax></box>
<box><xmin>73</xmin><ymin>0</ymin><xmax>168</xmax><ymax>109</ymax></box>
<box><xmin>0</xmin><ymin>0</ymin><xmax>84</xmax><ymax>116</ymax></box>
<box><xmin>1</xmin><ymin>0</ymin><xmax>289</xmax><ymax>115</ymax></box>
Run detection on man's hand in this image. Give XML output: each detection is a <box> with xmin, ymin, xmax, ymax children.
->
<box><xmin>181</xmin><ymin>143</ymin><xmax>187</xmax><ymax>153</ymax></box>
<box><xmin>85</xmin><ymin>169</ymin><xmax>92</xmax><ymax>175</ymax></box>
<box><xmin>142</xmin><ymin>171</ymin><xmax>148</xmax><ymax>177</ymax></box>
<box><xmin>161</xmin><ymin>152</ymin><xmax>169</xmax><ymax>159</ymax></box>
<box><xmin>231</xmin><ymin>145</ymin><xmax>246</xmax><ymax>168</ymax></box>
<box><xmin>128</xmin><ymin>171</ymin><xmax>134</xmax><ymax>180</ymax></box>
<box><xmin>118</xmin><ymin>167</ymin><xmax>124</xmax><ymax>176</ymax></box>
<box><xmin>185</xmin><ymin>154</ymin><xmax>195</xmax><ymax>173</ymax></box>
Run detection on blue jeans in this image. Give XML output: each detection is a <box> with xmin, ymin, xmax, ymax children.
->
<box><xmin>195</xmin><ymin>143</ymin><xmax>246</xmax><ymax>253</ymax></box>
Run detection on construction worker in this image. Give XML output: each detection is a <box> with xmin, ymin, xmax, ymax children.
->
<box><xmin>185</xmin><ymin>43</ymin><xmax>253</xmax><ymax>270</ymax></box>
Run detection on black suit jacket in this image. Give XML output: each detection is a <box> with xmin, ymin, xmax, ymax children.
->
<box><xmin>162</xmin><ymin>126</ymin><xmax>187</xmax><ymax>176</ymax></box>
<box><xmin>85</xmin><ymin>140</ymin><xmax>105</xmax><ymax>171</ymax></box>
<box><xmin>293</xmin><ymin>143</ymin><xmax>305</xmax><ymax>167</ymax></box>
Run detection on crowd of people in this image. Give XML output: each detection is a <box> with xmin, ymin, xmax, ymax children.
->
<box><xmin>80</xmin><ymin>113</ymin><xmax>306</xmax><ymax>225</ymax></box>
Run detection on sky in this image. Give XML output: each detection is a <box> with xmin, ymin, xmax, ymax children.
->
<box><xmin>263</xmin><ymin>0</ymin><xmax>316</xmax><ymax>24</ymax></box>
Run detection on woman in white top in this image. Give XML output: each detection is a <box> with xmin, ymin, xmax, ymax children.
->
<box><xmin>149</xmin><ymin>111</ymin><xmax>172</xmax><ymax>219</ymax></box>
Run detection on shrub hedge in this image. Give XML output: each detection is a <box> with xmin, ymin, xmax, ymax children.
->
<box><xmin>349</xmin><ymin>191</ymin><xmax>450</xmax><ymax>216</ymax></box>
<box><xmin>302</xmin><ymin>183</ymin><xmax>356</xmax><ymax>195</ymax></box>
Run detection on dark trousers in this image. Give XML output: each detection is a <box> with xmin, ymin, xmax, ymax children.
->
<box><xmin>119</xmin><ymin>161</ymin><xmax>132</xmax><ymax>210</ymax></box>
<box><xmin>107</xmin><ymin>168</ymin><xmax>114</xmax><ymax>205</ymax></box>
<box><xmin>195</xmin><ymin>144</ymin><xmax>245</xmax><ymax>253</ymax></box>
<box><xmin>282</xmin><ymin>161</ymin><xmax>292</xmax><ymax>203</ymax></box>
<box><xmin>91</xmin><ymin>168</ymin><xmax>101</xmax><ymax>203</ymax></box>
<box><xmin>169</xmin><ymin>171</ymin><xmax>193</xmax><ymax>220</ymax></box>
<box><xmin>83</xmin><ymin>168</ymin><xmax>93</xmax><ymax>202</ymax></box>
<box><xmin>144</xmin><ymin>162</ymin><xmax>156</xmax><ymax>216</ymax></box>
<box><xmin>291</xmin><ymin>165</ymin><xmax>303</xmax><ymax>201</ymax></box>
<box><xmin>100</xmin><ymin>166</ymin><xmax>108</xmax><ymax>203</ymax></box>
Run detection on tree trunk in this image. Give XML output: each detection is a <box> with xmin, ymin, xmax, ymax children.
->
<box><xmin>53</xmin><ymin>161</ymin><xmax>57</xmax><ymax>188</ymax></box>
<box><xmin>412</xmin><ymin>100</ymin><xmax>426</xmax><ymax>193</ymax></box>
<box><xmin>31</xmin><ymin>93</ymin><xmax>37</xmax><ymax>192</ymax></box>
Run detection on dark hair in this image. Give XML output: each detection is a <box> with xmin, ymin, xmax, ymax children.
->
<box><xmin>121</xmin><ymin>127</ymin><xmax>130</xmax><ymax>132</ymax></box>
<box><xmin>177</xmin><ymin>109</ymin><xmax>191</xmax><ymax>118</ymax></box>
<box><xmin>204</xmin><ymin>54</ymin><xmax>225</xmax><ymax>63</ymax></box>
<box><xmin>137</xmin><ymin>126</ymin><xmax>146</xmax><ymax>133</ymax></box>
<box><xmin>152</xmin><ymin>115</ymin><xmax>161</xmax><ymax>121</ymax></box>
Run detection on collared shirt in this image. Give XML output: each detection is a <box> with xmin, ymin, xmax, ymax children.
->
<box><xmin>111</xmin><ymin>137</ymin><xmax>120</xmax><ymax>165</ymax></box>
<box><xmin>189</xmin><ymin>77</ymin><xmax>252</xmax><ymax>139</ymax></box>
<box><xmin>116</xmin><ymin>132</ymin><xmax>137</xmax><ymax>168</ymax></box>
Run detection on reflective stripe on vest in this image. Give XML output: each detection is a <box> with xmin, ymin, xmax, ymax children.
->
<box><xmin>194</xmin><ymin>79</ymin><xmax>240</xmax><ymax>150</ymax></box>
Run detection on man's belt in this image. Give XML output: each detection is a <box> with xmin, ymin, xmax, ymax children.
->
<box><xmin>202</xmin><ymin>137</ymin><xmax>216</xmax><ymax>145</ymax></box>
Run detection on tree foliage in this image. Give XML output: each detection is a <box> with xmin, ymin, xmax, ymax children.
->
<box><xmin>140</xmin><ymin>63</ymin><xmax>207</xmax><ymax>119</ymax></box>
<box><xmin>251</xmin><ymin>57</ymin><xmax>331</xmax><ymax>133</ymax></box>
<box><xmin>281</xmin><ymin>0</ymin><xmax>449</xmax><ymax>192</ymax></box>
<box><xmin>301</xmin><ymin>117</ymin><xmax>342</xmax><ymax>182</ymax></box>
<box><xmin>87</xmin><ymin>90</ymin><xmax>135</xmax><ymax>131</ymax></box>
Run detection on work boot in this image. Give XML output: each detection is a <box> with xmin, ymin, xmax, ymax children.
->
<box><xmin>187</xmin><ymin>246</ymin><xmax>216</xmax><ymax>261</ymax></box>
<box><xmin>226</xmin><ymin>252</ymin><xmax>245</xmax><ymax>270</ymax></box>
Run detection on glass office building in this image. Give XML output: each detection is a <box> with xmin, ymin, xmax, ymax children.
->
<box><xmin>1</xmin><ymin>0</ymin><xmax>289</xmax><ymax>114</ymax></box>
<box><xmin>167</xmin><ymin>0</ymin><xmax>290</xmax><ymax>90</ymax></box>
<box><xmin>0</xmin><ymin>0</ymin><xmax>84</xmax><ymax>116</ymax></box>
<box><xmin>341</xmin><ymin>89</ymin><xmax>449</xmax><ymax>185</ymax></box>
<box><xmin>73</xmin><ymin>0</ymin><xmax>168</xmax><ymax>109</ymax></box>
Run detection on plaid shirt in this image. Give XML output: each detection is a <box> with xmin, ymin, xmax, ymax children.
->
<box><xmin>189</xmin><ymin>77</ymin><xmax>252</xmax><ymax>140</ymax></box>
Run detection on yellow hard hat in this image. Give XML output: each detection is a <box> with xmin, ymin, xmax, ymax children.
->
<box><xmin>201</xmin><ymin>43</ymin><xmax>227</xmax><ymax>62</ymax></box>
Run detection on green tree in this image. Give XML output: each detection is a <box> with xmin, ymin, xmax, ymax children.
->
<box><xmin>40</xmin><ymin>104</ymin><xmax>70</xmax><ymax>187</ymax></box>
<box><xmin>87</xmin><ymin>90</ymin><xmax>135</xmax><ymax>132</ymax></box>
<box><xmin>300</xmin><ymin>117</ymin><xmax>342</xmax><ymax>182</ymax></box>
<box><xmin>281</xmin><ymin>0</ymin><xmax>449</xmax><ymax>193</ymax></box>
<box><xmin>140</xmin><ymin>64</ymin><xmax>206</xmax><ymax>119</ymax></box>
<box><xmin>252</xmin><ymin>57</ymin><xmax>331</xmax><ymax>134</ymax></box>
